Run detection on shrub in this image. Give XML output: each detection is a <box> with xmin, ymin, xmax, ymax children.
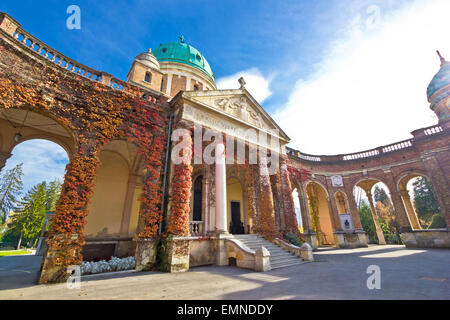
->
<box><xmin>428</xmin><ymin>214</ymin><xmax>447</xmax><ymax>229</ymax></box>
<box><xmin>284</xmin><ymin>230</ymin><xmax>303</xmax><ymax>247</ymax></box>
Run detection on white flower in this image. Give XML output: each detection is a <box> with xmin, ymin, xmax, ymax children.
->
<box><xmin>81</xmin><ymin>256</ymin><xmax>136</xmax><ymax>275</ymax></box>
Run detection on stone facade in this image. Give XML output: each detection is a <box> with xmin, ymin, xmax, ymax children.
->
<box><xmin>0</xmin><ymin>12</ymin><xmax>449</xmax><ymax>283</ymax></box>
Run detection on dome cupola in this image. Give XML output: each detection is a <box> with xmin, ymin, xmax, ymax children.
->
<box><xmin>135</xmin><ymin>48</ymin><xmax>160</xmax><ymax>70</ymax></box>
<box><xmin>152</xmin><ymin>37</ymin><xmax>215</xmax><ymax>84</ymax></box>
<box><xmin>427</xmin><ymin>51</ymin><xmax>450</xmax><ymax>125</ymax></box>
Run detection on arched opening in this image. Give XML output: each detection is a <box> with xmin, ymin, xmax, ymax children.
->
<box><xmin>226</xmin><ymin>177</ymin><xmax>245</xmax><ymax>234</ymax></box>
<box><xmin>0</xmin><ymin>137</ymin><xmax>69</xmax><ymax>289</ymax></box>
<box><xmin>292</xmin><ymin>187</ymin><xmax>303</xmax><ymax>232</ymax></box>
<box><xmin>354</xmin><ymin>179</ymin><xmax>400</xmax><ymax>244</ymax></box>
<box><xmin>306</xmin><ymin>182</ymin><xmax>335</xmax><ymax>246</ymax></box>
<box><xmin>82</xmin><ymin>138</ymin><xmax>147</xmax><ymax>261</ymax></box>
<box><xmin>398</xmin><ymin>174</ymin><xmax>444</xmax><ymax>230</ymax></box>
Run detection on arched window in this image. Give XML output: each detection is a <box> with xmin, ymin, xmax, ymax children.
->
<box><xmin>193</xmin><ymin>84</ymin><xmax>199</xmax><ymax>91</ymax></box>
<box><xmin>144</xmin><ymin>72</ymin><xmax>151</xmax><ymax>83</ymax></box>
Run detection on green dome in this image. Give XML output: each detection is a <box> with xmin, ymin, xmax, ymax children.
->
<box><xmin>153</xmin><ymin>41</ymin><xmax>214</xmax><ymax>81</ymax></box>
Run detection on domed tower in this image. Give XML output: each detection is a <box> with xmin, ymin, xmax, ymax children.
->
<box><xmin>127</xmin><ymin>48</ymin><xmax>164</xmax><ymax>93</ymax></box>
<box><xmin>427</xmin><ymin>51</ymin><xmax>450</xmax><ymax>128</ymax></box>
<box><xmin>152</xmin><ymin>36</ymin><xmax>216</xmax><ymax>97</ymax></box>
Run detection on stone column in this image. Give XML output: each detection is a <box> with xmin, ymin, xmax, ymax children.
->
<box><xmin>421</xmin><ymin>153</ymin><xmax>450</xmax><ymax>228</ymax></box>
<box><xmin>400</xmin><ymin>189</ymin><xmax>421</xmax><ymax>230</ymax></box>
<box><xmin>385</xmin><ymin>173</ymin><xmax>412</xmax><ymax>232</ymax></box>
<box><xmin>366</xmin><ymin>191</ymin><xmax>387</xmax><ymax>245</ymax></box>
<box><xmin>258</xmin><ymin>152</ymin><xmax>279</xmax><ymax>238</ymax></box>
<box><xmin>215</xmin><ymin>142</ymin><xmax>227</xmax><ymax>233</ymax></box>
<box><xmin>344</xmin><ymin>181</ymin><xmax>363</xmax><ymax>230</ymax></box>
<box><xmin>166</xmin><ymin>74</ymin><xmax>173</xmax><ymax>96</ymax></box>
<box><xmin>0</xmin><ymin>151</ymin><xmax>12</xmax><ymax>171</ymax></box>
<box><xmin>119</xmin><ymin>174</ymin><xmax>139</xmax><ymax>235</ymax></box>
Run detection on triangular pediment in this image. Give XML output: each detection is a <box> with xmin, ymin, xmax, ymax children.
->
<box><xmin>174</xmin><ymin>88</ymin><xmax>290</xmax><ymax>143</ymax></box>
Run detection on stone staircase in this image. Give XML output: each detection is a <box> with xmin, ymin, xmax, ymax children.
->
<box><xmin>233</xmin><ymin>234</ymin><xmax>306</xmax><ymax>269</ymax></box>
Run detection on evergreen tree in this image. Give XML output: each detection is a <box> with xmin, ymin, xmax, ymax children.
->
<box><xmin>7</xmin><ymin>182</ymin><xmax>48</xmax><ymax>249</ymax></box>
<box><xmin>45</xmin><ymin>179</ymin><xmax>62</xmax><ymax>211</ymax></box>
<box><xmin>0</xmin><ymin>163</ymin><xmax>24</xmax><ymax>224</ymax></box>
<box><xmin>412</xmin><ymin>177</ymin><xmax>441</xmax><ymax>223</ymax></box>
<box><xmin>373</xmin><ymin>185</ymin><xmax>390</xmax><ymax>206</ymax></box>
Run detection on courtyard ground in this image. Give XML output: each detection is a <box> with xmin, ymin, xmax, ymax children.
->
<box><xmin>0</xmin><ymin>245</ymin><xmax>448</xmax><ymax>299</ymax></box>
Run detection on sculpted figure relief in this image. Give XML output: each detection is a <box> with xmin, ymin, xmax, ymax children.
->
<box><xmin>214</xmin><ymin>96</ymin><xmax>263</xmax><ymax>128</ymax></box>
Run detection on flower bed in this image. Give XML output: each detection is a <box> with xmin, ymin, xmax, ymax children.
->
<box><xmin>81</xmin><ymin>256</ymin><xmax>136</xmax><ymax>275</ymax></box>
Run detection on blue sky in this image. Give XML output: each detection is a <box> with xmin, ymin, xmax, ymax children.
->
<box><xmin>1</xmin><ymin>0</ymin><xmax>449</xmax><ymax>194</ymax></box>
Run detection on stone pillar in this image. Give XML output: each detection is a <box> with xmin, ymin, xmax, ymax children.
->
<box><xmin>119</xmin><ymin>174</ymin><xmax>139</xmax><ymax>235</ymax></box>
<box><xmin>0</xmin><ymin>151</ymin><xmax>12</xmax><ymax>171</ymax></box>
<box><xmin>421</xmin><ymin>153</ymin><xmax>450</xmax><ymax>228</ymax></box>
<box><xmin>215</xmin><ymin>142</ymin><xmax>227</xmax><ymax>233</ymax></box>
<box><xmin>258</xmin><ymin>153</ymin><xmax>279</xmax><ymax>238</ymax></box>
<box><xmin>0</xmin><ymin>12</ymin><xmax>21</xmax><ymax>36</ymax></box>
<box><xmin>400</xmin><ymin>190</ymin><xmax>421</xmax><ymax>230</ymax></box>
<box><xmin>166</xmin><ymin>74</ymin><xmax>173</xmax><ymax>96</ymax></box>
<box><xmin>366</xmin><ymin>191</ymin><xmax>387</xmax><ymax>245</ymax></box>
<box><xmin>100</xmin><ymin>72</ymin><xmax>113</xmax><ymax>86</ymax></box>
<box><xmin>385</xmin><ymin>173</ymin><xmax>412</xmax><ymax>232</ymax></box>
<box><xmin>344</xmin><ymin>181</ymin><xmax>363</xmax><ymax>230</ymax></box>
<box><xmin>299</xmin><ymin>183</ymin><xmax>313</xmax><ymax>233</ymax></box>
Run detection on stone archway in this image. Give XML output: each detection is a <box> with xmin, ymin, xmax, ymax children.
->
<box><xmin>397</xmin><ymin>172</ymin><xmax>443</xmax><ymax>230</ymax></box>
<box><xmin>306</xmin><ymin>181</ymin><xmax>335</xmax><ymax>246</ymax></box>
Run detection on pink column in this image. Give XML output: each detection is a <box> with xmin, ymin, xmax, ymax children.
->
<box><xmin>215</xmin><ymin>143</ymin><xmax>227</xmax><ymax>233</ymax></box>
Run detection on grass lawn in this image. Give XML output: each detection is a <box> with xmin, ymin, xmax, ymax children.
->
<box><xmin>0</xmin><ymin>250</ymin><xmax>32</xmax><ymax>257</ymax></box>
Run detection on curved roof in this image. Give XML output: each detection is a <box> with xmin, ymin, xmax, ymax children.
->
<box><xmin>152</xmin><ymin>41</ymin><xmax>214</xmax><ymax>81</ymax></box>
<box><xmin>427</xmin><ymin>62</ymin><xmax>450</xmax><ymax>100</ymax></box>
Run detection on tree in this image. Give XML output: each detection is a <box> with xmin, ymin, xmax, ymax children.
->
<box><xmin>0</xmin><ymin>163</ymin><xmax>24</xmax><ymax>224</ymax></box>
<box><xmin>412</xmin><ymin>177</ymin><xmax>441</xmax><ymax>226</ymax></box>
<box><xmin>373</xmin><ymin>185</ymin><xmax>390</xmax><ymax>207</ymax></box>
<box><xmin>6</xmin><ymin>182</ymin><xmax>48</xmax><ymax>249</ymax></box>
<box><xmin>45</xmin><ymin>179</ymin><xmax>62</xmax><ymax>212</ymax></box>
<box><xmin>359</xmin><ymin>202</ymin><xmax>377</xmax><ymax>243</ymax></box>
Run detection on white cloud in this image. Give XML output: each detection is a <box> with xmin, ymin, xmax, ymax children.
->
<box><xmin>216</xmin><ymin>68</ymin><xmax>272</xmax><ymax>103</ymax></box>
<box><xmin>3</xmin><ymin>140</ymin><xmax>69</xmax><ymax>194</ymax></box>
<box><xmin>273</xmin><ymin>0</ymin><xmax>450</xmax><ymax>155</ymax></box>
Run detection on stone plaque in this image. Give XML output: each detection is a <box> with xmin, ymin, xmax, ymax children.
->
<box><xmin>331</xmin><ymin>175</ymin><xmax>343</xmax><ymax>187</ymax></box>
<box><xmin>339</xmin><ymin>214</ymin><xmax>353</xmax><ymax>230</ymax></box>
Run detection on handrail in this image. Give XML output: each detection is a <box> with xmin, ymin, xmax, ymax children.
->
<box><xmin>12</xmin><ymin>27</ymin><xmax>103</xmax><ymax>83</ymax></box>
<box><xmin>286</xmin><ymin>123</ymin><xmax>446</xmax><ymax>164</ymax></box>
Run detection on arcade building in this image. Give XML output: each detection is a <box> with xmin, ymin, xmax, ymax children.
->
<box><xmin>0</xmin><ymin>12</ymin><xmax>448</xmax><ymax>283</ymax></box>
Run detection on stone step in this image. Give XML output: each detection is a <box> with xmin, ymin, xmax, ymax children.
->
<box><xmin>271</xmin><ymin>261</ymin><xmax>306</xmax><ymax>269</ymax></box>
<box><xmin>232</xmin><ymin>235</ymin><xmax>305</xmax><ymax>270</ymax></box>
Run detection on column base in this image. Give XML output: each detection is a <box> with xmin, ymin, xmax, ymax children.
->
<box><xmin>134</xmin><ymin>239</ymin><xmax>159</xmax><ymax>272</ymax></box>
<box><xmin>400</xmin><ymin>229</ymin><xmax>450</xmax><ymax>248</ymax></box>
<box><xmin>334</xmin><ymin>230</ymin><xmax>368</xmax><ymax>249</ymax></box>
<box><xmin>302</xmin><ymin>232</ymin><xmax>318</xmax><ymax>250</ymax></box>
<box><xmin>159</xmin><ymin>236</ymin><xmax>192</xmax><ymax>273</ymax></box>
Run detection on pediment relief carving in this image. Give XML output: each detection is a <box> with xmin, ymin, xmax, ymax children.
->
<box><xmin>214</xmin><ymin>96</ymin><xmax>265</xmax><ymax>129</ymax></box>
